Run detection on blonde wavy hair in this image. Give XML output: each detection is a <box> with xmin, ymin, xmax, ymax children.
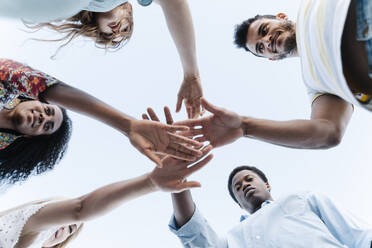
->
<box><xmin>24</xmin><ymin>2</ymin><xmax>133</xmax><ymax>52</ymax></box>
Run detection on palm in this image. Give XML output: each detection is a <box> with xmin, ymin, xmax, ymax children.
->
<box><xmin>176</xmin><ymin>76</ymin><xmax>203</xmax><ymax>119</ymax></box>
<box><xmin>175</xmin><ymin>98</ymin><xmax>244</xmax><ymax>148</ymax></box>
<box><xmin>128</xmin><ymin>120</ymin><xmax>203</xmax><ymax>167</ymax></box>
<box><xmin>204</xmin><ymin>110</ymin><xmax>243</xmax><ymax>147</ymax></box>
<box><xmin>149</xmin><ymin>146</ymin><xmax>213</xmax><ymax>193</ymax></box>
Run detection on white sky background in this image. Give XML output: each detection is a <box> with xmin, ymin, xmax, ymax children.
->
<box><xmin>0</xmin><ymin>0</ymin><xmax>372</xmax><ymax>247</ymax></box>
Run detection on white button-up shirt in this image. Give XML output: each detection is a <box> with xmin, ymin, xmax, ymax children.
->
<box><xmin>169</xmin><ymin>191</ymin><xmax>372</xmax><ymax>248</ymax></box>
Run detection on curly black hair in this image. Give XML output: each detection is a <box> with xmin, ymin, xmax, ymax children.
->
<box><xmin>0</xmin><ymin>107</ymin><xmax>72</xmax><ymax>184</ymax></box>
<box><xmin>234</xmin><ymin>15</ymin><xmax>276</xmax><ymax>53</ymax></box>
<box><xmin>227</xmin><ymin>165</ymin><xmax>269</xmax><ymax>204</ymax></box>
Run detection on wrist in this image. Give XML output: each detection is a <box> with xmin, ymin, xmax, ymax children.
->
<box><xmin>240</xmin><ymin>116</ymin><xmax>254</xmax><ymax>137</ymax></box>
<box><xmin>183</xmin><ymin>72</ymin><xmax>200</xmax><ymax>81</ymax></box>
<box><xmin>144</xmin><ymin>173</ymin><xmax>159</xmax><ymax>193</ymax></box>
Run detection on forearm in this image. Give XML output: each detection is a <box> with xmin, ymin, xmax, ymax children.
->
<box><xmin>171</xmin><ymin>190</ymin><xmax>195</xmax><ymax>227</ymax></box>
<box><xmin>241</xmin><ymin>117</ymin><xmax>344</xmax><ymax>149</ymax></box>
<box><xmin>43</xmin><ymin>83</ymin><xmax>133</xmax><ymax>134</ymax></box>
<box><xmin>157</xmin><ymin>0</ymin><xmax>199</xmax><ymax>76</ymax></box>
<box><xmin>77</xmin><ymin>174</ymin><xmax>156</xmax><ymax>221</ymax></box>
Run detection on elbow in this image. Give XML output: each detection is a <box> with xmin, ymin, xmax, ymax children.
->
<box><xmin>71</xmin><ymin>198</ymin><xmax>84</xmax><ymax>222</ymax></box>
<box><xmin>320</xmin><ymin>127</ymin><xmax>343</xmax><ymax>149</ymax></box>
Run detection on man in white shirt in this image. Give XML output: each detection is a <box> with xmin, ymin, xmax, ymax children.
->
<box><xmin>169</xmin><ymin>165</ymin><xmax>372</xmax><ymax>247</ymax></box>
<box><xmin>176</xmin><ymin>0</ymin><xmax>372</xmax><ymax>150</ymax></box>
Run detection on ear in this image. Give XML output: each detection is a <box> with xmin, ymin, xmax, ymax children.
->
<box><xmin>276</xmin><ymin>13</ymin><xmax>288</xmax><ymax>20</ymax></box>
<box><xmin>266</xmin><ymin>183</ymin><xmax>271</xmax><ymax>192</ymax></box>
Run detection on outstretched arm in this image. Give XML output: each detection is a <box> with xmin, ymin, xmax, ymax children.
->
<box><xmin>177</xmin><ymin>95</ymin><xmax>353</xmax><ymax>149</ymax></box>
<box><xmin>156</xmin><ymin>0</ymin><xmax>203</xmax><ymax>118</ymax></box>
<box><xmin>22</xmin><ymin>150</ymin><xmax>213</xmax><ymax>234</ymax></box>
<box><xmin>42</xmin><ymin>83</ymin><xmax>203</xmax><ymax>166</ymax></box>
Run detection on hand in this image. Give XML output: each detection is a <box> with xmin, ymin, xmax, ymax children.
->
<box><xmin>176</xmin><ymin>98</ymin><xmax>244</xmax><ymax>148</ymax></box>
<box><xmin>176</xmin><ymin>75</ymin><xmax>204</xmax><ymax>119</ymax></box>
<box><xmin>128</xmin><ymin>119</ymin><xmax>203</xmax><ymax>167</ymax></box>
<box><xmin>148</xmin><ymin>145</ymin><xmax>213</xmax><ymax>193</ymax></box>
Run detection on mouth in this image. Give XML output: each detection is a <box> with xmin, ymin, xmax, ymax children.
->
<box><xmin>244</xmin><ymin>187</ymin><xmax>255</xmax><ymax>198</ymax></box>
<box><xmin>109</xmin><ymin>21</ymin><xmax>120</xmax><ymax>31</ymax></box>
<box><xmin>271</xmin><ymin>32</ymin><xmax>281</xmax><ymax>53</ymax></box>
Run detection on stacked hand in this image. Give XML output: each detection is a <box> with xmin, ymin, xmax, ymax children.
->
<box><xmin>176</xmin><ymin>75</ymin><xmax>204</xmax><ymax>119</ymax></box>
<box><xmin>176</xmin><ymin>98</ymin><xmax>244</xmax><ymax>148</ymax></box>
<box><xmin>148</xmin><ymin>145</ymin><xmax>213</xmax><ymax>192</ymax></box>
<box><xmin>128</xmin><ymin>119</ymin><xmax>203</xmax><ymax>167</ymax></box>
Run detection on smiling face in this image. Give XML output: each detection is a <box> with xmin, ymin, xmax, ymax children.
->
<box><xmin>96</xmin><ymin>3</ymin><xmax>133</xmax><ymax>42</ymax></box>
<box><xmin>231</xmin><ymin>170</ymin><xmax>272</xmax><ymax>213</ymax></box>
<box><xmin>245</xmin><ymin>14</ymin><xmax>297</xmax><ymax>60</ymax></box>
<box><xmin>11</xmin><ymin>100</ymin><xmax>63</xmax><ymax>136</ymax></box>
<box><xmin>42</xmin><ymin>224</ymin><xmax>81</xmax><ymax>247</ymax></box>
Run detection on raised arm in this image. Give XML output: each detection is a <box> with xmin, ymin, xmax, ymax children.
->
<box><xmin>42</xmin><ymin>82</ymin><xmax>203</xmax><ymax>167</ymax></box>
<box><xmin>156</xmin><ymin>0</ymin><xmax>203</xmax><ymax>118</ymax></box>
<box><xmin>177</xmin><ymin>95</ymin><xmax>353</xmax><ymax>149</ymax></box>
<box><xmin>22</xmin><ymin>150</ymin><xmax>213</xmax><ymax>234</ymax></box>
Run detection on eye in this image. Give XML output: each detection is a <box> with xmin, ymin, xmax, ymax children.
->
<box><xmin>259</xmin><ymin>43</ymin><xmax>264</xmax><ymax>53</ymax></box>
<box><xmin>235</xmin><ymin>186</ymin><xmax>241</xmax><ymax>191</ymax></box>
<box><xmin>45</xmin><ymin>107</ymin><xmax>51</xmax><ymax>116</ymax></box>
<box><xmin>262</xmin><ymin>25</ymin><xmax>268</xmax><ymax>36</ymax></box>
<box><xmin>43</xmin><ymin>122</ymin><xmax>52</xmax><ymax>131</ymax></box>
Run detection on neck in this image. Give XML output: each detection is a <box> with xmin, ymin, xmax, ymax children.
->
<box><xmin>247</xmin><ymin>196</ymin><xmax>274</xmax><ymax>214</ymax></box>
<box><xmin>0</xmin><ymin>109</ymin><xmax>16</xmax><ymax>130</ymax></box>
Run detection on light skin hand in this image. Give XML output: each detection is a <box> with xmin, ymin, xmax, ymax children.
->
<box><xmin>128</xmin><ymin>120</ymin><xmax>203</xmax><ymax>167</ymax></box>
<box><xmin>176</xmin><ymin>98</ymin><xmax>244</xmax><ymax>148</ymax></box>
<box><xmin>176</xmin><ymin>75</ymin><xmax>204</xmax><ymax>119</ymax></box>
<box><xmin>149</xmin><ymin>145</ymin><xmax>213</xmax><ymax>193</ymax></box>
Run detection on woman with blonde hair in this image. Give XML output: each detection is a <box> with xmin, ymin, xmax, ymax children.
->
<box><xmin>1</xmin><ymin>0</ymin><xmax>204</xmax><ymax>118</ymax></box>
<box><xmin>0</xmin><ymin>146</ymin><xmax>213</xmax><ymax>248</ymax></box>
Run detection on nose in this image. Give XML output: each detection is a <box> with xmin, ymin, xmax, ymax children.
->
<box><xmin>39</xmin><ymin>113</ymin><xmax>45</xmax><ymax>125</ymax></box>
<box><xmin>242</xmin><ymin>181</ymin><xmax>251</xmax><ymax>191</ymax></box>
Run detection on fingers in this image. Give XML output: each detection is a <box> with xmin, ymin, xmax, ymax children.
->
<box><xmin>165</xmin><ymin>124</ymin><xmax>189</xmax><ymax>132</ymax></box>
<box><xmin>165</xmin><ymin>148</ymin><xmax>199</xmax><ymax>161</ymax></box>
<box><xmin>200</xmin><ymin>144</ymin><xmax>213</xmax><ymax>155</ymax></box>
<box><xmin>176</xmin><ymin>181</ymin><xmax>202</xmax><ymax>192</ymax></box>
<box><xmin>194</xmin><ymin>136</ymin><xmax>208</xmax><ymax>143</ymax></box>
<box><xmin>164</xmin><ymin>106</ymin><xmax>174</xmax><ymax>125</ymax></box>
<box><xmin>186</xmin><ymin>154</ymin><xmax>213</xmax><ymax>175</ymax></box>
<box><xmin>143</xmin><ymin>149</ymin><xmax>163</xmax><ymax>168</ymax></box>
<box><xmin>169</xmin><ymin>142</ymin><xmax>202</xmax><ymax>157</ymax></box>
<box><xmin>176</xmin><ymin>95</ymin><xmax>183</xmax><ymax>113</ymax></box>
<box><xmin>178</xmin><ymin>128</ymin><xmax>203</xmax><ymax>137</ymax></box>
<box><xmin>169</xmin><ymin>132</ymin><xmax>203</xmax><ymax>147</ymax></box>
<box><xmin>174</xmin><ymin>118</ymin><xmax>204</xmax><ymax>128</ymax></box>
<box><xmin>142</xmin><ymin>114</ymin><xmax>149</xmax><ymax>120</ymax></box>
<box><xmin>147</xmin><ymin>108</ymin><xmax>160</xmax><ymax>122</ymax></box>
<box><xmin>201</xmin><ymin>98</ymin><xmax>223</xmax><ymax>115</ymax></box>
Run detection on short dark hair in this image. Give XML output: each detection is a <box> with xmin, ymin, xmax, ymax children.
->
<box><xmin>227</xmin><ymin>165</ymin><xmax>269</xmax><ymax>204</ymax></box>
<box><xmin>0</xmin><ymin>107</ymin><xmax>72</xmax><ymax>184</ymax></box>
<box><xmin>234</xmin><ymin>15</ymin><xmax>276</xmax><ymax>53</ymax></box>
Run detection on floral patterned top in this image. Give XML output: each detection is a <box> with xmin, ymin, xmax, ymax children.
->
<box><xmin>0</xmin><ymin>59</ymin><xmax>59</xmax><ymax>150</ymax></box>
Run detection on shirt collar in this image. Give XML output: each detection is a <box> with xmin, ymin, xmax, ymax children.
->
<box><xmin>240</xmin><ymin>200</ymin><xmax>273</xmax><ymax>222</ymax></box>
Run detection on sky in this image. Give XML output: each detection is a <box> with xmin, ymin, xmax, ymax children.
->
<box><xmin>1</xmin><ymin>0</ymin><xmax>372</xmax><ymax>247</ymax></box>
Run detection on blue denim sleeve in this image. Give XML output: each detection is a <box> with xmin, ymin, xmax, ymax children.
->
<box><xmin>169</xmin><ymin>207</ymin><xmax>227</xmax><ymax>248</ymax></box>
<box><xmin>307</xmin><ymin>192</ymin><xmax>372</xmax><ymax>248</ymax></box>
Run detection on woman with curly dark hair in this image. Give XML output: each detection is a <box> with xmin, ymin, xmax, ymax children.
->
<box><xmin>0</xmin><ymin>58</ymin><xmax>202</xmax><ymax>185</ymax></box>
<box><xmin>1</xmin><ymin>0</ymin><xmax>204</xmax><ymax>118</ymax></box>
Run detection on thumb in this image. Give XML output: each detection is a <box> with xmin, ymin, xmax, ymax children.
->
<box><xmin>143</xmin><ymin>149</ymin><xmax>163</xmax><ymax>168</ymax></box>
<box><xmin>201</xmin><ymin>98</ymin><xmax>222</xmax><ymax>115</ymax></box>
<box><xmin>176</xmin><ymin>95</ymin><xmax>183</xmax><ymax>113</ymax></box>
<box><xmin>176</xmin><ymin>181</ymin><xmax>202</xmax><ymax>192</ymax></box>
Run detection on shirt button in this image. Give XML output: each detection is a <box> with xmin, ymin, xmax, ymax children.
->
<box><xmin>255</xmin><ymin>235</ymin><xmax>261</xmax><ymax>240</ymax></box>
